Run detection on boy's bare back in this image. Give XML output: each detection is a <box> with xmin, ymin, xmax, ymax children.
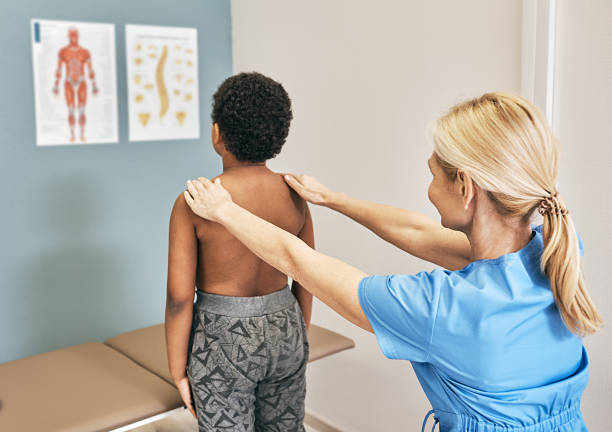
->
<box><xmin>166</xmin><ymin>73</ymin><xmax>312</xmax><ymax>428</ymax></box>
<box><xmin>187</xmin><ymin>166</ymin><xmax>307</xmax><ymax>297</ymax></box>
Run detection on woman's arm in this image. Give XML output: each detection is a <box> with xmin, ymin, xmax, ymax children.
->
<box><xmin>165</xmin><ymin>193</ymin><xmax>197</xmax><ymax>416</ymax></box>
<box><xmin>284</xmin><ymin>175</ymin><xmax>472</xmax><ymax>270</ymax></box>
<box><xmin>185</xmin><ymin>179</ymin><xmax>372</xmax><ymax>332</ymax></box>
<box><xmin>292</xmin><ymin>204</ymin><xmax>314</xmax><ymax>331</ymax></box>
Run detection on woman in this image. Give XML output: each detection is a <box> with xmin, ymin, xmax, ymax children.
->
<box><xmin>184</xmin><ymin>93</ymin><xmax>602</xmax><ymax>431</ymax></box>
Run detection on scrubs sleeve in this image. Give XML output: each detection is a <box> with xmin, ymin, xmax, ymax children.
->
<box><xmin>358</xmin><ymin>271</ymin><xmax>446</xmax><ymax>362</ymax></box>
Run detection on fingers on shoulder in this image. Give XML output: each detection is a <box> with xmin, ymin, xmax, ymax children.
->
<box><xmin>287</xmin><ymin>179</ymin><xmax>309</xmax><ymax>210</ymax></box>
<box><xmin>175</xmin><ymin>190</ymin><xmax>188</xmax><ymax>208</ymax></box>
<box><xmin>182</xmin><ymin>190</ymin><xmax>194</xmax><ymax>207</ymax></box>
<box><xmin>169</xmin><ymin>191</ymin><xmax>194</xmax><ymax>224</ymax></box>
<box><xmin>207</xmin><ymin>174</ymin><xmax>228</xmax><ymax>188</ymax></box>
<box><xmin>284</xmin><ymin>174</ymin><xmax>308</xmax><ymax>197</ymax></box>
<box><xmin>282</xmin><ymin>173</ymin><xmax>300</xmax><ymax>184</ymax></box>
<box><xmin>173</xmin><ymin>190</ymin><xmax>197</xmax><ymax>218</ymax></box>
<box><xmin>196</xmin><ymin>176</ymin><xmax>214</xmax><ymax>188</ymax></box>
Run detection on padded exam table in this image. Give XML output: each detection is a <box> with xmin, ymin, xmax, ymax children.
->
<box><xmin>0</xmin><ymin>324</ymin><xmax>354</xmax><ymax>431</ymax></box>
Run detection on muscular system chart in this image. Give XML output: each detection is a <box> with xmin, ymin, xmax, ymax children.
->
<box><xmin>31</xmin><ymin>19</ymin><xmax>118</xmax><ymax>146</ymax></box>
<box><xmin>125</xmin><ymin>25</ymin><xmax>200</xmax><ymax>142</ymax></box>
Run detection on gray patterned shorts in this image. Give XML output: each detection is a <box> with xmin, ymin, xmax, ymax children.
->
<box><xmin>187</xmin><ymin>285</ymin><xmax>309</xmax><ymax>432</ymax></box>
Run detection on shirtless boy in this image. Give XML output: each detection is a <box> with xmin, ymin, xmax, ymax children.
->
<box><xmin>165</xmin><ymin>72</ymin><xmax>313</xmax><ymax>432</ymax></box>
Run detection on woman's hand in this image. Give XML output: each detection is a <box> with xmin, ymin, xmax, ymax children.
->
<box><xmin>184</xmin><ymin>177</ymin><xmax>232</xmax><ymax>222</ymax></box>
<box><xmin>283</xmin><ymin>174</ymin><xmax>337</xmax><ymax>206</ymax></box>
<box><xmin>174</xmin><ymin>375</ymin><xmax>196</xmax><ymax>418</ymax></box>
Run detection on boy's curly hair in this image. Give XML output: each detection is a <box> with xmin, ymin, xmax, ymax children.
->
<box><xmin>211</xmin><ymin>72</ymin><xmax>293</xmax><ymax>163</ymax></box>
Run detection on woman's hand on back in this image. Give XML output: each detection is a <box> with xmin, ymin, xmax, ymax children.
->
<box><xmin>283</xmin><ymin>174</ymin><xmax>337</xmax><ymax>206</ymax></box>
<box><xmin>184</xmin><ymin>177</ymin><xmax>232</xmax><ymax>222</ymax></box>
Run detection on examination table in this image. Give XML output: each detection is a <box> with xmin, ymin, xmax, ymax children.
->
<box><xmin>0</xmin><ymin>323</ymin><xmax>354</xmax><ymax>431</ymax></box>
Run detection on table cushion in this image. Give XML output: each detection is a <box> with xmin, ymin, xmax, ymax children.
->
<box><xmin>104</xmin><ymin>323</ymin><xmax>355</xmax><ymax>386</ymax></box>
<box><xmin>105</xmin><ymin>324</ymin><xmax>174</xmax><ymax>386</ymax></box>
<box><xmin>308</xmin><ymin>324</ymin><xmax>355</xmax><ymax>362</ymax></box>
<box><xmin>0</xmin><ymin>342</ymin><xmax>182</xmax><ymax>432</ymax></box>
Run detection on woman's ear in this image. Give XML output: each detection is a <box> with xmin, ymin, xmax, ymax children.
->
<box><xmin>457</xmin><ymin>170</ymin><xmax>475</xmax><ymax>210</ymax></box>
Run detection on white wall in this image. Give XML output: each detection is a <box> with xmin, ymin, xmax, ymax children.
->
<box><xmin>553</xmin><ymin>2</ymin><xmax>612</xmax><ymax>430</ymax></box>
<box><xmin>231</xmin><ymin>1</ymin><xmax>522</xmax><ymax>430</ymax></box>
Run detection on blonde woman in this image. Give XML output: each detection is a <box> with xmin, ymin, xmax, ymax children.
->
<box><xmin>183</xmin><ymin>93</ymin><xmax>602</xmax><ymax>431</ymax></box>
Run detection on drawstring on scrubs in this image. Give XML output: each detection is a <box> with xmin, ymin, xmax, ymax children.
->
<box><xmin>421</xmin><ymin>409</ymin><xmax>439</xmax><ymax>432</ymax></box>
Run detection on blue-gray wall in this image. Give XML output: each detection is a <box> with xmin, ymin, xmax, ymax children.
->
<box><xmin>0</xmin><ymin>0</ymin><xmax>232</xmax><ymax>363</ymax></box>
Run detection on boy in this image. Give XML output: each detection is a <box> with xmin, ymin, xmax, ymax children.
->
<box><xmin>165</xmin><ymin>72</ymin><xmax>313</xmax><ymax>432</ymax></box>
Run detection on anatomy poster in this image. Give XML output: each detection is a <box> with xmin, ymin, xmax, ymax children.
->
<box><xmin>125</xmin><ymin>25</ymin><xmax>200</xmax><ymax>142</ymax></box>
<box><xmin>31</xmin><ymin>19</ymin><xmax>118</xmax><ymax>146</ymax></box>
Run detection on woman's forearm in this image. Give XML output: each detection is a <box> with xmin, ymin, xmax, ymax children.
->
<box><xmin>324</xmin><ymin>192</ymin><xmax>471</xmax><ymax>270</ymax></box>
<box><xmin>282</xmin><ymin>174</ymin><xmax>470</xmax><ymax>269</ymax></box>
<box><xmin>326</xmin><ymin>192</ymin><xmax>432</xmax><ymax>242</ymax></box>
<box><xmin>215</xmin><ymin>201</ymin><xmax>371</xmax><ymax>331</ymax></box>
<box><xmin>165</xmin><ymin>300</ymin><xmax>194</xmax><ymax>382</ymax></box>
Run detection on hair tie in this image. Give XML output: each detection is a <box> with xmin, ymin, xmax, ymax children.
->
<box><xmin>538</xmin><ymin>192</ymin><xmax>569</xmax><ymax>216</ymax></box>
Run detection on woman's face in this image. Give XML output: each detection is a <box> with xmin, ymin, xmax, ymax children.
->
<box><xmin>427</xmin><ymin>154</ymin><xmax>471</xmax><ymax>231</ymax></box>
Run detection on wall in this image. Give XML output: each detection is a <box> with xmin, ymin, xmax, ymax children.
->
<box><xmin>0</xmin><ymin>0</ymin><xmax>232</xmax><ymax>363</ymax></box>
<box><xmin>553</xmin><ymin>1</ymin><xmax>612</xmax><ymax>430</ymax></box>
<box><xmin>231</xmin><ymin>1</ymin><xmax>522</xmax><ymax>430</ymax></box>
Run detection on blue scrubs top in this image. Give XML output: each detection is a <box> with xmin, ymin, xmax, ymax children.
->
<box><xmin>358</xmin><ymin>226</ymin><xmax>589</xmax><ymax>431</ymax></box>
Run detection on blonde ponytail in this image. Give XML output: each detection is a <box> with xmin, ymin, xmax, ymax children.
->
<box><xmin>540</xmin><ymin>198</ymin><xmax>603</xmax><ymax>335</ymax></box>
<box><xmin>433</xmin><ymin>92</ymin><xmax>603</xmax><ymax>336</ymax></box>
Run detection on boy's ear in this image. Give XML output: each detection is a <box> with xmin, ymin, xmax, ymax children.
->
<box><xmin>211</xmin><ymin>123</ymin><xmax>221</xmax><ymax>145</ymax></box>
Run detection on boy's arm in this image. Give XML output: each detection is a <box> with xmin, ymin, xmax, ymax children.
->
<box><xmin>292</xmin><ymin>203</ymin><xmax>314</xmax><ymax>331</ymax></box>
<box><xmin>165</xmin><ymin>193</ymin><xmax>197</xmax><ymax>383</ymax></box>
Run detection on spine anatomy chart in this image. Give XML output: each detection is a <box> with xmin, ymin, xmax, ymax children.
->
<box><xmin>157</xmin><ymin>45</ymin><xmax>169</xmax><ymax>119</ymax></box>
<box><xmin>125</xmin><ymin>25</ymin><xmax>200</xmax><ymax>142</ymax></box>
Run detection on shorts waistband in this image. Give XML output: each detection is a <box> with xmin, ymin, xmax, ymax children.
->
<box><xmin>195</xmin><ymin>285</ymin><xmax>295</xmax><ymax>317</ymax></box>
<box><xmin>425</xmin><ymin>405</ymin><xmax>583</xmax><ymax>432</ymax></box>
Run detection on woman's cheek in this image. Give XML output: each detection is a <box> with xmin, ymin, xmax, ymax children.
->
<box><xmin>427</xmin><ymin>182</ymin><xmax>435</xmax><ymax>204</ymax></box>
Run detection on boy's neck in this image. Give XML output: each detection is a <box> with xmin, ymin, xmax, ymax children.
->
<box><xmin>222</xmin><ymin>153</ymin><xmax>267</xmax><ymax>172</ymax></box>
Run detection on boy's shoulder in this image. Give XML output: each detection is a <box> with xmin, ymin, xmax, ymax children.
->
<box><xmin>221</xmin><ymin>169</ymin><xmax>307</xmax><ymax>213</ymax></box>
<box><xmin>179</xmin><ymin>170</ymin><xmax>306</xmax><ymax>214</ymax></box>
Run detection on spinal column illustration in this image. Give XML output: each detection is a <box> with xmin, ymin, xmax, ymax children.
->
<box><xmin>156</xmin><ymin>45</ymin><xmax>169</xmax><ymax>118</ymax></box>
<box><xmin>52</xmin><ymin>27</ymin><xmax>98</xmax><ymax>142</ymax></box>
